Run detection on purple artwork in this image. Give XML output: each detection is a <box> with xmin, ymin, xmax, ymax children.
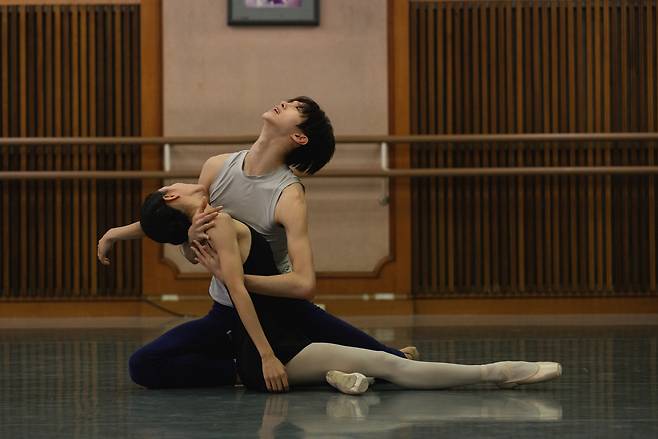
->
<box><xmin>244</xmin><ymin>0</ymin><xmax>303</xmax><ymax>7</ymax></box>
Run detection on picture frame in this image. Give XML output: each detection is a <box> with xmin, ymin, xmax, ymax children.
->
<box><xmin>228</xmin><ymin>0</ymin><xmax>319</xmax><ymax>26</ymax></box>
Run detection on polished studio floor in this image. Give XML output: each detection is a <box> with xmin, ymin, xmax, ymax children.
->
<box><xmin>1</xmin><ymin>316</ymin><xmax>657</xmax><ymax>438</ymax></box>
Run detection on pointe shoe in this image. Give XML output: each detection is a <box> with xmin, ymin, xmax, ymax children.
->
<box><xmin>401</xmin><ymin>346</ymin><xmax>420</xmax><ymax>360</ymax></box>
<box><xmin>326</xmin><ymin>370</ymin><xmax>370</xmax><ymax>395</ymax></box>
<box><xmin>496</xmin><ymin>361</ymin><xmax>562</xmax><ymax>389</ymax></box>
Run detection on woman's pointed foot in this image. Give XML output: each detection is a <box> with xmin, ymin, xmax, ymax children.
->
<box><xmin>326</xmin><ymin>370</ymin><xmax>370</xmax><ymax>395</ymax></box>
<box><xmin>493</xmin><ymin>361</ymin><xmax>562</xmax><ymax>389</ymax></box>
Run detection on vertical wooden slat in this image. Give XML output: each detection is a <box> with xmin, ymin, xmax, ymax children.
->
<box><xmin>532</xmin><ymin>1</ymin><xmax>543</xmax><ymax>290</ymax></box>
<box><xmin>480</xmin><ymin>2</ymin><xmax>491</xmax><ymax>292</ymax></box>
<box><xmin>36</xmin><ymin>5</ymin><xmax>46</xmax><ymax>294</ymax></box>
<box><xmin>427</xmin><ymin>4</ymin><xmax>441</xmax><ymax>291</ymax></box>
<box><xmin>506</xmin><ymin>1</ymin><xmax>517</xmax><ymax>292</ymax></box>
<box><xmin>88</xmin><ymin>6</ymin><xmax>97</xmax><ymax>295</ymax></box>
<box><xmin>114</xmin><ymin>5</ymin><xmax>124</xmax><ymax>294</ymax></box>
<box><xmin>436</xmin><ymin>2</ymin><xmax>445</xmax><ymax>292</ymax></box>
<box><xmin>489</xmin><ymin>2</ymin><xmax>499</xmax><ymax>292</ymax></box>
<box><xmin>62</xmin><ymin>6</ymin><xmax>72</xmax><ymax>294</ymax></box>
<box><xmin>426</xmin><ymin>3</ymin><xmax>437</xmax><ymax>293</ymax></box>
<box><xmin>71</xmin><ymin>5</ymin><xmax>80</xmax><ymax>295</ymax></box>
<box><xmin>551</xmin><ymin>0</ymin><xmax>561</xmax><ymax>290</ymax></box>
<box><xmin>79</xmin><ymin>6</ymin><xmax>89</xmax><ymax>294</ymax></box>
<box><xmin>445</xmin><ymin>1</ymin><xmax>454</xmax><ymax>292</ymax></box>
<box><xmin>53</xmin><ymin>5</ymin><xmax>62</xmax><ymax>295</ymax></box>
<box><xmin>1</xmin><ymin>7</ymin><xmax>10</xmax><ymax>295</ymax></box>
<box><xmin>604</xmin><ymin>0</ymin><xmax>613</xmax><ymax>292</ymax></box>
<box><xmin>594</xmin><ymin>0</ymin><xmax>604</xmax><ymax>291</ymax></box>
<box><xmin>18</xmin><ymin>5</ymin><xmax>27</xmax><ymax>293</ymax></box>
<box><xmin>417</xmin><ymin>3</ymin><xmax>427</xmax><ymax>292</ymax></box>
<box><xmin>541</xmin><ymin>0</ymin><xmax>552</xmax><ymax>292</ymax></box>
<box><xmin>645</xmin><ymin>2</ymin><xmax>656</xmax><ymax>291</ymax></box>
<box><xmin>516</xmin><ymin>0</ymin><xmax>525</xmax><ymax>292</ymax></box>
<box><xmin>620</xmin><ymin>0</ymin><xmax>630</xmax><ymax>288</ymax></box>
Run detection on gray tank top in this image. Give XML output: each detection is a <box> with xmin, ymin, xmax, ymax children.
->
<box><xmin>207</xmin><ymin>150</ymin><xmax>301</xmax><ymax>306</ymax></box>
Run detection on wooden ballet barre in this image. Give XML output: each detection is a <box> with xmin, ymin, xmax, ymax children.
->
<box><xmin>3</xmin><ymin>166</ymin><xmax>658</xmax><ymax>180</ymax></box>
<box><xmin>1</xmin><ymin>132</ymin><xmax>658</xmax><ymax>145</ymax></box>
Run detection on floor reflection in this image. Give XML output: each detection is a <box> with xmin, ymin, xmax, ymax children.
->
<box><xmin>0</xmin><ymin>325</ymin><xmax>656</xmax><ymax>438</ymax></box>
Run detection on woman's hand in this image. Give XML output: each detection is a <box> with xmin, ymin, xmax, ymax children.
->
<box><xmin>97</xmin><ymin>231</ymin><xmax>115</xmax><ymax>265</ymax></box>
<box><xmin>189</xmin><ymin>198</ymin><xmax>222</xmax><ymax>242</ymax></box>
<box><xmin>261</xmin><ymin>353</ymin><xmax>289</xmax><ymax>393</ymax></box>
<box><xmin>191</xmin><ymin>240</ymin><xmax>222</xmax><ymax>279</ymax></box>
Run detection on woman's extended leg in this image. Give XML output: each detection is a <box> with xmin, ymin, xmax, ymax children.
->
<box><xmin>285</xmin><ymin>343</ymin><xmax>560</xmax><ymax>390</ymax></box>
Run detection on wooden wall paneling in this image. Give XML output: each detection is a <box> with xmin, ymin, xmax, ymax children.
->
<box><xmin>445</xmin><ymin>0</ymin><xmax>454</xmax><ymax>293</ymax></box>
<box><xmin>1</xmin><ymin>7</ymin><xmax>7</xmax><ymax>295</ymax></box>
<box><xmin>568</xmin><ymin>0</ymin><xmax>578</xmax><ymax>291</ymax></box>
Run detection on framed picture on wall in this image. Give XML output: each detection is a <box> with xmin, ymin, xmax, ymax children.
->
<box><xmin>228</xmin><ymin>0</ymin><xmax>319</xmax><ymax>26</ymax></box>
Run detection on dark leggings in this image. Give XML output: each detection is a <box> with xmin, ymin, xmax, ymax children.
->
<box><xmin>129</xmin><ymin>301</ymin><xmax>405</xmax><ymax>389</ymax></box>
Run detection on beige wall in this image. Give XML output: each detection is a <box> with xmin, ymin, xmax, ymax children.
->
<box><xmin>162</xmin><ymin>0</ymin><xmax>390</xmax><ymax>274</ymax></box>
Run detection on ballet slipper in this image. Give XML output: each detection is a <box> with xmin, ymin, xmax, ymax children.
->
<box><xmin>326</xmin><ymin>370</ymin><xmax>370</xmax><ymax>395</ymax></box>
<box><xmin>496</xmin><ymin>361</ymin><xmax>562</xmax><ymax>389</ymax></box>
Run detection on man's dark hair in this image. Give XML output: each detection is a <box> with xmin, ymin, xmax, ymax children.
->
<box><xmin>140</xmin><ymin>191</ymin><xmax>191</xmax><ymax>245</ymax></box>
<box><xmin>285</xmin><ymin>96</ymin><xmax>335</xmax><ymax>175</ymax></box>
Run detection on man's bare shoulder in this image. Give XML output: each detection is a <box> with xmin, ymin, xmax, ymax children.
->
<box><xmin>275</xmin><ymin>183</ymin><xmax>306</xmax><ymax>225</ymax></box>
<box><xmin>198</xmin><ymin>153</ymin><xmax>232</xmax><ymax>188</ymax></box>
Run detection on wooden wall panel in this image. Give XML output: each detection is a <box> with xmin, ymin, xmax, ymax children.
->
<box><xmin>0</xmin><ymin>4</ymin><xmax>141</xmax><ymax>299</ymax></box>
<box><xmin>410</xmin><ymin>0</ymin><xmax>658</xmax><ymax>297</ymax></box>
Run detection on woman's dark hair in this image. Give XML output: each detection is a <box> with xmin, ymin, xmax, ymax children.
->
<box><xmin>140</xmin><ymin>191</ymin><xmax>191</xmax><ymax>245</ymax></box>
<box><xmin>285</xmin><ymin>96</ymin><xmax>335</xmax><ymax>175</ymax></box>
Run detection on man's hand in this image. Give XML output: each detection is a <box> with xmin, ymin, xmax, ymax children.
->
<box><xmin>189</xmin><ymin>198</ymin><xmax>222</xmax><ymax>242</ymax></box>
<box><xmin>97</xmin><ymin>232</ymin><xmax>115</xmax><ymax>265</ymax></box>
<box><xmin>261</xmin><ymin>353</ymin><xmax>289</xmax><ymax>393</ymax></box>
<box><xmin>191</xmin><ymin>240</ymin><xmax>222</xmax><ymax>279</ymax></box>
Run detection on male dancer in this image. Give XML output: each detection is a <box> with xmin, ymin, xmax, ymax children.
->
<box><xmin>98</xmin><ymin>97</ymin><xmax>417</xmax><ymax>389</ymax></box>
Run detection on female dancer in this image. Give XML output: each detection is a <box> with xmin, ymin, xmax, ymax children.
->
<box><xmin>140</xmin><ymin>182</ymin><xmax>562</xmax><ymax>394</ymax></box>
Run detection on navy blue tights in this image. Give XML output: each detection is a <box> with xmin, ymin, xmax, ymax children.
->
<box><xmin>129</xmin><ymin>301</ymin><xmax>405</xmax><ymax>389</ymax></box>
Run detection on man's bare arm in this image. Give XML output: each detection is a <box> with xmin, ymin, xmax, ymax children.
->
<box><xmin>243</xmin><ymin>184</ymin><xmax>316</xmax><ymax>300</ymax></box>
